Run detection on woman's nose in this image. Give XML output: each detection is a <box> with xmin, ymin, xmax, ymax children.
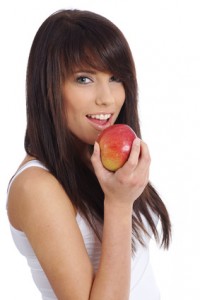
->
<box><xmin>95</xmin><ymin>83</ymin><xmax>115</xmax><ymax>106</ymax></box>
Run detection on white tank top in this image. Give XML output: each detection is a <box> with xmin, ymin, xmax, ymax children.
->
<box><xmin>8</xmin><ymin>160</ymin><xmax>160</xmax><ymax>300</ymax></box>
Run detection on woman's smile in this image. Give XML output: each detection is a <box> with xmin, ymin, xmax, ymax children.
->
<box><xmin>62</xmin><ymin>70</ymin><xmax>125</xmax><ymax>144</ymax></box>
<box><xmin>86</xmin><ymin>113</ymin><xmax>113</xmax><ymax>130</ymax></box>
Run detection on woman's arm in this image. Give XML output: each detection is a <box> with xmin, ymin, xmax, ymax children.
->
<box><xmin>90</xmin><ymin>138</ymin><xmax>150</xmax><ymax>300</ymax></box>
<box><xmin>7</xmin><ymin>138</ymin><xmax>150</xmax><ymax>300</ymax></box>
<box><xmin>7</xmin><ymin>167</ymin><xmax>94</xmax><ymax>299</ymax></box>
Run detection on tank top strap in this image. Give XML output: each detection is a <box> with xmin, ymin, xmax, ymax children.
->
<box><xmin>7</xmin><ymin>160</ymin><xmax>48</xmax><ymax>194</ymax></box>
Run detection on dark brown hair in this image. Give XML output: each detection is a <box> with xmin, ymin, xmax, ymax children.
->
<box><xmin>25</xmin><ymin>9</ymin><xmax>171</xmax><ymax>250</ymax></box>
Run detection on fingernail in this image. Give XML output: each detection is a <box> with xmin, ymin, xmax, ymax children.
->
<box><xmin>134</xmin><ymin>137</ymin><xmax>140</xmax><ymax>146</ymax></box>
<box><xmin>93</xmin><ymin>141</ymin><xmax>99</xmax><ymax>153</ymax></box>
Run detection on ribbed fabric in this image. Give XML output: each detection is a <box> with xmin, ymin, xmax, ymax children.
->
<box><xmin>8</xmin><ymin>160</ymin><xmax>160</xmax><ymax>299</ymax></box>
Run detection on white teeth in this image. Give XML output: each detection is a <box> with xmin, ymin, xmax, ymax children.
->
<box><xmin>87</xmin><ymin>114</ymin><xmax>111</xmax><ymax>120</ymax></box>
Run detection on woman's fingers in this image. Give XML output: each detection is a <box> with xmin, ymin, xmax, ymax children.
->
<box><xmin>92</xmin><ymin>138</ymin><xmax>150</xmax><ymax>178</ymax></box>
<box><xmin>137</xmin><ymin>140</ymin><xmax>151</xmax><ymax>172</ymax></box>
<box><xmin>91</xmin><ymin>142</ymin><xmax>101</xmax><ymax>171</ymax></box>
<box><xmin>121</xmin><ymin>139</ymin><xmax>151</xmax><ymax>173</ymax></box>
<box><xmin>91</xmin><ymin>142</ymin><xmax>108</xmax><ymax>179</ymax></box>
<box><xmin>116</xmin><ymin>138</ymin><xmax>151</xmax><ymax>190</ymax></box>
<box><xmin>92</xmin><ymin>137</ymin><xmax>150</xmax><ymax>189</ymax></box>
<box><xmin>118</xmin><ymin>137</ymin><xmax>141</xmax><ymax>176</ymax></box>
<box><xmin>91</xmin><ymin>138</ymin><xmax>151</xmax><ymax>204</ymax></box>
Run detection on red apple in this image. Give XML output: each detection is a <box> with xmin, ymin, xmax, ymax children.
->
<box><xmin>97</xmin><ymin>124</ymin><xmax>137</xmax><ymax>171</ymax></box>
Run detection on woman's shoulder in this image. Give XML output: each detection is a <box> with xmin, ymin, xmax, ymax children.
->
<box><xmin>7</xmin><ymin>156</ymin><xmax>76</xmax><ymax>230</ymax></box>
<box><xmin>8</xmin><ymin>156</ymin><xmax>54</xmax><ymax>199</ymax></box>
<box><xmin>9</xmin><ymin>156</ymin><xmax>52</xmax><ymax>188</ymax></box>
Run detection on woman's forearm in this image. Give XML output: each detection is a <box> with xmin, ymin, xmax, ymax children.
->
<box><xmin>90</xmin><ymin>200</ymin><xmax>133</xmax><ymax>300</ymax></box>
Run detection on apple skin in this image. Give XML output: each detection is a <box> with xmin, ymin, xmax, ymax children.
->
<box><xmin>97</xmin><ymin>124</ymin><xmax>137</xmax><ymax>171</ymax></box>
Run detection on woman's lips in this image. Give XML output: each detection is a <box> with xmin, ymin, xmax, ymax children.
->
<box><xmin>86</xmin><ymin>113</ymin><xmax>113</xmax><ymax>131</ymax></box>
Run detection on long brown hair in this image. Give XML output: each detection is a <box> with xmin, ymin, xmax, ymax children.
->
<box><xmin>25</xmin><ymin>9</ymin><xmax>171</xmax><ymax>250</ymax></box>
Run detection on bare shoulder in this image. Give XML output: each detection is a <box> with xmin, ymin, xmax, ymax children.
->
<box><xmin>7</xmin><ymin>163</ymin><xmax>76</xmax><ymax>230</ymax></box>
<box><xmin>7</xmin><ymin>163</ymin><xmax>94</xmax><ymax>299</ymax></box>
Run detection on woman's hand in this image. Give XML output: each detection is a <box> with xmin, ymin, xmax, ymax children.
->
<box><xmin>91</xmin><ymin>137</ymin><xmax>151</xmax><ymax>207</ymax></box>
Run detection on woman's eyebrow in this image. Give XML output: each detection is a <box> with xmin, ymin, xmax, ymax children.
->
<box><xmin>74</xmin><ymin>69</ymin><xmax>97</xmax><ymax>75</ymax></box>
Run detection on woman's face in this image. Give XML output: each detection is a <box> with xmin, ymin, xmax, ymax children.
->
<box><xmin>62</xmin><ymin>69</ymin><xmax>125</xmax><ymax>145</ymax></box>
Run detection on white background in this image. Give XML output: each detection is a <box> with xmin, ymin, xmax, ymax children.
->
<box><xmin>0</xmin><ymin>0</ymin><xmax>200</xmax><ymax>299</ymax></box>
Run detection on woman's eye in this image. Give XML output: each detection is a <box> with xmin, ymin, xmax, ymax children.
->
<box><xmin>110</xmin><ymin>75</ymin><xmax>121</xmax><ymax>83</ymax></box>
<box><xmin>76</xmin><ymin>76</ymin><xmax>91</xmax><ymax>84</ymax></box>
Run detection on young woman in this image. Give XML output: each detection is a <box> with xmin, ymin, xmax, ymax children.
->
<box><xmin>7</xmin><ymin>9</ymin><xmax>171</xmax><ymax>300</ymax></box>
